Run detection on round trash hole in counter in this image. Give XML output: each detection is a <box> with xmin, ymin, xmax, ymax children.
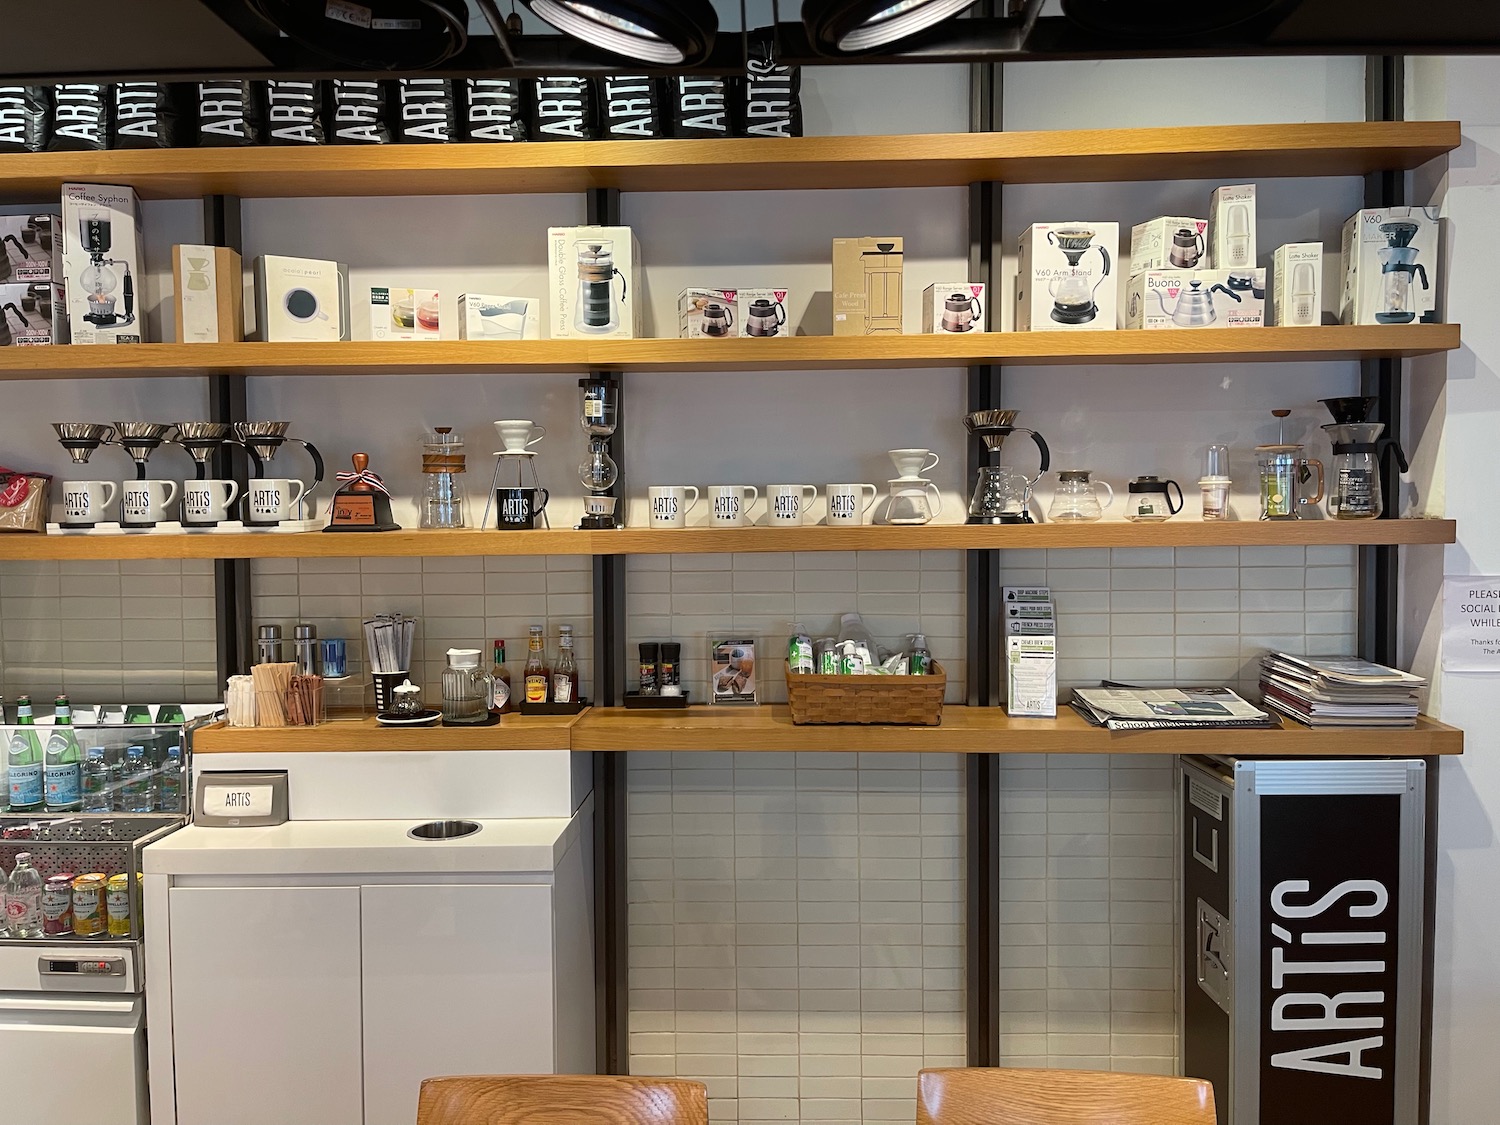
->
<box><xmin>407</xmin><ymin>820</ymin><xmax>482</xmax><ymax>841</ymax></box>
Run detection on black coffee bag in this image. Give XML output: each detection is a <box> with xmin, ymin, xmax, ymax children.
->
<box><xmin>0</xmin><ymin>86</ymin><xmax>50</xmax><ymax>153</ymax></box>
<box><xmin>599</xmin><ymin>75</ymin><xmax>664</xmax><ymax>140</ymax></box>
<box><xmin>462</xmin><ymin>78</ymin><xmax>528</xmax><ymax>142</ymax></box>
<box><xmin>396</xmin><ymin>78</ymin><xmax>456</xmax><ymax>143</ymax></box>
<box><xmin>197</xmin><ymin>81</ymin><xmax>262</xmax><ymax>146</ymax></box>
<box><xmin>48</xmin><ymin>84</ymin><xmax>109</xmax><ymax>151</ymax></box>
<box><xmin>531</xmin><ymin>76</ymin><xmax>597</xmax><ymax>141</ymax></box>
<box><xmin>327</xmin><ymin>80</ymin><xmax>391</xmax><ymax>144</ymax></box>
<box><xmin>735</xmin><ymin>30</ymin><xmax>802</xmax><ymax>138</ymax></box>
<box><xmin>669</xmin><ymin>75</ymin><xmax>729</xmax><ymax>138</ymax></box>
<box><xmin>111</xmin><ymin>83</ymin><xmax>185</xmax><ymax>149</ymax></box>
<box><xmin>263</xmin><ymin>81</ymin><xmax>325</xmax><ymax>145</ymax></box>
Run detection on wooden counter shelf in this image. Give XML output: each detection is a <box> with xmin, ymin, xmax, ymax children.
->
<box><xmin>0</xmin><ymin>121</ymin><xmax>1458</xmax><ymax>202</ymax></box>
<box><xmin>0</xmin><ymin>518</ymin><xmax>1457</xmax><ymax>562</ymax></box>
<box><xmin>0</xmin><ymin>325</ymin><xmax>1461</xmax><ymax>381</ymax></box>
<box><xmin>191</xmin><ymin>712</ymin><xmax>583</xmax><ymax>753</ymax></box>
<box><xmin>569</xmin><ymin>706</ymin><xmax>1464</xmax><ymax>756</ymax></box>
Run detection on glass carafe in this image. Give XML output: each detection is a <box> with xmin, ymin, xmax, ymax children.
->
<box><xmin>968</xmin><ymin>466</ymin><xmax>1035</xmax><ymax>523</ymax></box>
<box><xmin>1048</xmin><ymin>470</ymin><xmax>1113</xmax><ymax>522</ymax></box>
<box><xmin>1256</xmin><ymin>444</ymin><xmax>1324</xmax><ymax>520</ymax></box>
<box><xmin>1323</xmin><ymin>422</ymin><xmax>1408</xmax><ymax>520</ymax></box>
<box><xmin>420</xmin><ymin>427</ymin><xmax>468</xmax><ymax>529</ymax></box>
<box><xmin>886</xmin><ymin>480</ymin><xmax>942</xmax><ymax>525</ymax></box>
<box><xmin>441</xmin><ymin>648</ymin><xmax>492</xmax><ymax>725</ymax></box>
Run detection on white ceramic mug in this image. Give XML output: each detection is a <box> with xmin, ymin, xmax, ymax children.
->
<box><xmin>495</xmin><ymin>419</ymin><xmax>546</xmax><ymax>452</ymax></box>
<box><xmin>61</xmin><ymin>480</ymin><xmax>117</xmax><ymax>526</ymax></box>
<box><xmin>767</xmin><ymin>484</ymin><xmax>817</xmax><ymax>526</ymax></box>
<box><xmin>120</xmin><ymin>479</ymin><xmax>179</xmax><ymax>526</ymax></box>
<box><xmin>244</xmin><ymin>478</ymin><xmax>307</xmax><ymax>524</ymax></box>
<box><xmin>826</xmin><ymin>483</ymin><xmax>878</xmax><ymax>526</ymax></box>
<box><xmin>648</xmin><ymin>485</ymin><xmax>700</xmax><ymax>529</ymax></box>
<box><xmin>182</xmin><ymin>478</ymin><xmax>240</xmax><ymax>525</ymax></box>
<box><xmin>709</xmin><ymin>485</ymin><xmax>759</xmax><ymax>527</ymax></box>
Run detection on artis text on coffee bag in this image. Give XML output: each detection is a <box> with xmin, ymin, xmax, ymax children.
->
<box><xmin>463</xmin><ymin>79</ymin><xmax>528</xmax><ymax>142</ymax></box>
<box><xmin>112</xmin><ymin>83</ymin><xmax>185</xmax><ymax>149</ymax></box>
<box><xmin>197</xmin><ymin>81</ymin><xmax>262</xmax><ymax>146</ymax></box>
<box><xmin>600</xmin><ymin>76</ymin><xmax>664</xmax><ymax>140</ymax></box>
<box><xmin>531</xmin><ymin>76</ymin><xmax>598</xmax><ymax>141</ymax></box>
<box><xmin>670</xmin><ymin>76</ymin><xmax>729</xmax><ymax>138</ymax></box>
<box><xmin>48</xmin><ymin>84</ymin><xmax>109</xmax><ymax>151</ymax></box>
<box><xmin>327</xmin><ymin>80</ymin><xmax>390</xmax><ymax>144</ymax></box>
<box><xmin>263</xmin><ymin>81</ymin><xmax>325</xmax><ymax>145</ymax></box>
<box><xmin>396</xmin><ymin>78</ymin><xmax>456</xmax><ymax>143</ymax></box>
<box><xmin>0</xmin><ymin>86</ymin><xmax>50</xmax><ymax>153</ymax></box>
<box><xmin>735</xmin><ymin>31</ymin><xmax>802</xmax><ymax>138</ymax></box>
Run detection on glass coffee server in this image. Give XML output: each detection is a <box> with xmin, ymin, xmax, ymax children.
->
<box><xmin>0</xmin><ymin>703</ymin><xmax>208</xmax><ymax>1125</ymax></box>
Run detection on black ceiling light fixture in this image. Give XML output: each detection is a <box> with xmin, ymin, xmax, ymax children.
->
<box><xmin>243</xmin><ymin>0</ymin><xmax>470</xmax><ymax>69</ymax></box>
<box><xmin>521</xmin><ymin>0</ymin><xmax>718</xmax><ymax>65</ymax></box>
<box><xmin>802</xmin><ymin>0</ymin><xmax>982</xmax><ymax>54</ymax></box>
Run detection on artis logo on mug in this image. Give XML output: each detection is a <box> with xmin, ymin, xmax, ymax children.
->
<box><xmin>652</xmin><ymin>496</ymin><xmax>680</xmax><ymax>520</ymax></box>
<box><xmin>829</xmin><ymin>494</ymin><xmax>857</xmax><ymax>518</ymax></box>
<box><xmin>773</xmin><ymin>495</ymin><xmax>799</xmax><ymax>518</ymax></box>
<box><xmin>122</xmin><ymin>486</ymin><xmax>152</xmax><ymax>515</ymax></box>
<box><xmin>501</xmin><ymin>496</ymin><xmax>530</xmax><ymax>523</ymax></box>
<box><xmin>714</xmin><ymin>495</ymin><xmax>739</xmax><ymax>519</ymax></box>
<box><xmin>252</xmin><ymin>486</ymin><xmax>283</xmax><ymax>508</ymax></box>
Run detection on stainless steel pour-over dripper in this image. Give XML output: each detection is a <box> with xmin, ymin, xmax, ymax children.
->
<box><xmin>173</xmin><ymin>421</ymin><xmax>236</xmax><ymax>479</ymax></box>
<box><xmin>52</xmin><ymin>422</ymin><xmax>117</xmax><ymax>464</ymax></box>
<box><xmin>232</xmin><ymin>421</ymin><xmax>326</xmax><ymax>512</ymax></box>
<box><xmin>112</xmin><ymin>421</ymin><xmax>178</xmax><ymax>479</ymax></box>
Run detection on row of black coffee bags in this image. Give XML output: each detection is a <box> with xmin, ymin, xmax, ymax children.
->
<box><xmin>0</xmin><ymin>57</ymin><xmax>799</xmax><ymax>152</ymax></box>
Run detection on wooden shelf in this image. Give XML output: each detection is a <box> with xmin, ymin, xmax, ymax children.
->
<box><xmin>0</xmin><ymin>520</ymin><xmax>1457</xmax><ymax>562</ymax></box>
<box><xmin>0</xmin><ymin>325</ymin><xmax>1461</xmax><ymax>381</ymax></box>
<box><xmin>0</xmin><ymin>122</ymin><xmax>1458</xmax><ymax>202</ymax></box>
<box><xmin>192</xmin><ymin>713</ymin><xmax>581</xmax><ymax>753</ymax></box>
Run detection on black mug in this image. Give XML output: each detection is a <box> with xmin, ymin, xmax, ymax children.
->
<box><xmin>496</xmin><ymin>486</ymin><xmax>549</xmax><ymax>529</ymax></box>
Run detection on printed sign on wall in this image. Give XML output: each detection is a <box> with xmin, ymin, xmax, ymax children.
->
<box><xmin>1442</xmin><ymin>575</ymin><xmax>1500</xmax><ymax>670</ymax></box>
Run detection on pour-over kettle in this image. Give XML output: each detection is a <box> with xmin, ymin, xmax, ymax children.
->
<box><xmin>1154</xmin><ymin>280</ymin><xmax>1240</xmax><ymax>328</ymax></box>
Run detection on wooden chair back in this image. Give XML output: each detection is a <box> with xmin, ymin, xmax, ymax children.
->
<box><xmin>916</xmin><ymin>1066</ymin><xmax>1216</xmax><ymax>1125</ymax></box>
<box><xmin>416</xmin><ymin>1075</ymin><xmax>709</xmax><ymax>1125</ymax></box>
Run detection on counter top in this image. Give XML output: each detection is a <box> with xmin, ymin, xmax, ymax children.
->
<box><xmin>144</xmin><ymin>808</ymin><xmax>586</xmax><ymax>878</ymax></box>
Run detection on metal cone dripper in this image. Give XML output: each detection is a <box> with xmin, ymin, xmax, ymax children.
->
<box><xmin>233</xmin><ymin>421</ymin><xmax>325</xmax><ymax>517</ymax></box>
<box><xmin>112</xmin><ymin>421</ymin><xmax>177</xmax><ymax>478</ymax></box>
<box><xmin>965</xmin><ymin>408</ymin><xmax>1020</xmax><ymax>453</ymax></box>
<box><xmin>1051</xmin><ymin>229</ymin><xmax>1097</xmax><ymax>265</ymax></box>
<box><xmin>173</xmin><ymin>421</ymin><xmax>234</xmax><ymax>478</ymax></box>
<box><xmin>52</xmin><ymin>421</ymin><xmax>116</xmax><ymax>464</ymax></box>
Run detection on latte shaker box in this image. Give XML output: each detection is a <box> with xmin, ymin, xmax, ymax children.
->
<box><xmin>173</xmin><ymin>245</ymin><xmax>245</xmax><ymax>343</ymax></box>
<box><xmin>1270</xmin><ymin>243</ymin><xmax>1322</xmax><ymax>326</ymax></box>
<box><xmin>253</xmin><ymin>255</ymin><xmax>350</xmax><ymax>342</ymax></box>
<box><xmin>61</xmin><ymin>183</ymin><xmax>144</xmax><ymax>344</ymax></box>
<box><xmin>547</xmin><ymin>225</ymin><xmax>638</xmax><ymax>338</ymax></box>
<box><xmin>832</xmin><ymin>237</ymin><xmax>903</xmax><ymax>335</ymax></box>
<box><xmin>923</xmin><ymin>283</ymin><xmax>985</xmax><ymax>333</ymax></box>
<box><xmin>1209</xmin><ymin>184</ymin><xmax>1257</xmax><ymax>270</ymax></box>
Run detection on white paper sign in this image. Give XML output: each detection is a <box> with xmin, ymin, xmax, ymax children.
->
<box><xmin>1442</xmin><ymin>576</ymin><xmax>1500</xmax><ymax>671</ymax></box>
<box><xmin>202</xmin><ymin>784</ymin><xmax>273</xmax><ymax>819</ymax></box>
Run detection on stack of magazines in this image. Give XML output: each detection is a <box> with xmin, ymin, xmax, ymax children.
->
<box><xmin>1070</xmin><ymin>685</ymin><xmax>1276</xmax><ymax>730</ymax></box>
<box><xmin>1259</xmin><ymin>653</ymin><xmax>1425</xmax><ymax>728</ymax></box>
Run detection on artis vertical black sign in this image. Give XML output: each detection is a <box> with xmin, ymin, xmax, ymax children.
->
<box><xmin>1260</xmin><ymin>793</ymin><xmax>1402</xmax><ymax>1125</ymax></box>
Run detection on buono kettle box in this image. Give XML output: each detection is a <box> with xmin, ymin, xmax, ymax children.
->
<box><xmin>61</xmin><ymin>182</ymin><xmax>144</xmax><ymax>344</ymax></box>
<box><xmin>548</xmin><ymin>225</ymin><xmax>639</xmax><ymax>338</ymax></box>
<box><xmin>253</xmin><ymin>254</ymin><xmax>350</xmax><ymax>342</ymax></box>
<box><xmin>173</xmin><ymin>244</ymin><xmax>245</xmax><ymax>343</ymax></box>
<box><xmin>1124</xmin><ymin>268</ymin><xmax>1266</xmax><ymax>329</ymax></box>
<box><xmin>1016</xmin><ymin>222</ymin><xmax>1118</xmax><ymax>331</ymax></box>
<box><xmin>832</xmin><ymin>237</ymin><xmax>904</xmax><ymax>335</ymax></box>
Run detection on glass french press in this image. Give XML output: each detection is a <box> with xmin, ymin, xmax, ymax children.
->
<box><xmin>575</xmin><ymin>240</ymin><xmax>626</xmax><ymax>334</ymax></box>
<box><xmin>1256</xmin><ymin>409</ymin><xmax>1325</xmax><ymax>520</ymax></box>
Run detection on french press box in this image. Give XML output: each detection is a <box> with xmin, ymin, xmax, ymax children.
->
<box><xmin>548</xmin><ymin>226</ymin><xmax>638</xmax><ymax>339</ymax></box>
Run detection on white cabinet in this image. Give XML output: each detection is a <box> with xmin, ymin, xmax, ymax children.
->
<box><xmin>168</xmin><ymin>886</ymin><xmax>364</xmax><ymax>1125</ymax></box>
<box><xmin>361</xmin><ymin>884</ymin><xmax>556</xmax><ymax>1125</ymax></box>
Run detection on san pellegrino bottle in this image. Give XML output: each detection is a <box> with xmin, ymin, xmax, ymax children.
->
<box><xmin>44</xmin><ymin>695</ymin><xmax>83</xmax><ymax>812</ymax></box>
<box><xmin>5</xmin><ymin>852</ymin><xmax>44</xmax><ymax>938</ymax></box>
<box><xmin>124</xmin><ymin>704</ymin><xmax>153</xmax><ymax>725</ymax></box>
<box><xmin>7</xmin><ymin>696</ymin><xmax>44</xmax><ymax>813</ymax></box>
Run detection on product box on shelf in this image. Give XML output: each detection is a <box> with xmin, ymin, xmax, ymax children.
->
<box><xmin>1209</xmin><ymin>184</ymin><xmax>1257</xmax><ymax>270</ymax></box>
<box><xmin>369</xmin><ymin>287</ymin><xmax>441</xmax><ymax>340</ymax></box>
<box><xmin>1270</xmin><ymin>242</ymin><xmax>1323</xmax><ymax>327</ymax></box>
<box><xmin>0</xmin><ymin>214</ymin><xmax>59</xmax><ymax>283</ymax></box>
<box><xmin>1129</xmin><ymin>217</ymin><xmax>1210</xmax><ymax>274</ymax></box>
<box><xmin>0</xmin><ymin>283</ymin><xmax>58</xmax><ymax>345</ymax></box>
<box><xmin>253</xmin><ymin>254</ymin><xmax>350</xmax><ymax>342</ymax></box>
<box><xmin>1124</xmin><ymin>268</ymin><xmax>1266</xmax><ymax>329</ymax></box>
<box><xmin>173</xmin><ymin>245</ymin><xmax>244</xmax><ymax>344</ymax></box>
<box><xmin>922</xmin><ymin>283</ymin><xmax>986</xmax><ymax>333</ymax></box>
<box><xmin>457</xmin><ymin>293</ymin><xmax>541</xmax><ymax>339</ymax></box>
<box><xmin>737</xmin><ymin>288</ymin><xmax>791</xmax><ymax>337</ymax></box>
<box><xmin>678</xmin><ymin>287</ymin><xmax>737</xmax><ymax>338</ymax></box>
<box><xmin>1340</xmin><ymin>207</ymin><xmax>1440</xmax><ymax>325</ymax></box>
<box><xmin>1016</xmin><ymin>222</ymin><xmax>1118</xmax><ymax>331</ymax></box>
<box><xmin>61</xmin><ymin>183</ymin><xmax>144</xmax><ymax>345</ymax></box>
<box><xmin>1003</xmin><ymin>587</ymin><xmax>1056</xmax><ymax>719</ymax></box>
<box><xmin>833</xmin><ymin>237</ymin><xmax>903</xmax><ymax>335</ymax></box>
<box><xmin>547</xmin><ymin>225</ymin><xmax>638</xmax><ymax>338</ymax></box>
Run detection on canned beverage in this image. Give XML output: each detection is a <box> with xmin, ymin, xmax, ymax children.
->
<box><xmin>42</xmin><ymin>874</ymin><xmax>75</xmax><ymax>936</ymax></box>
<box><xmin>72</xmin><ymin>874</ymin><xmax>107</xmax><ymax>937</ymax></box>
<box><xmin>106</xmin><ymin>873</ymin><xmax>134</xmax><ymax>938</ymax></box>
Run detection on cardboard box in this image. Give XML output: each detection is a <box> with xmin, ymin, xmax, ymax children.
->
<box><xmin>253</xmin><ymin>255</ymin><xmax>350</xmax><ymax>342</ymax></box>
<box><xmin>547</xmin><ymin>225</ymin><xmax>639</xmax><ymax>339</ymax></box>
<box><xmin>1016</xmin><ymin>222</ymin><xmax>1118</xmax><ymax>331</ymax></box>
<box><xmin>1270</xmin><ymin>242</ymin><xmax>1322</xmax><ymax>327</ymax></box>
<box><xmin>0</xmin><ymin>214</ymin><xmax>60</xmax><ymax>283</ymax></box>
<box><xmin>1209</xmin><ymin>184</ymin><xmax>1257</xmax><ymax>270</ymax></box>
<box><xmin>1125</xmin><ymin>268</ymin><xmax>1266</xmax><ymax>329</ymax></box>
<box><xmin>61</xmin><ymin>183</ymin><xmax>144</xmax><ymax>344</ymax></box>
<box><xmin>833</xmin><ymin>237</ymin><xmax>903</xmax><ymax>335</ymax></box>
<box><xmin>368</xmin><ymin>287</ymin><xmax>441</xmax><ymax>340</ymax></box>
<box><xmin>678</xmin><ymin>287</ymin><xmax>737</xmax><ymax>338</ymax></box>
<box><xmin>0</xmin><ymin>282</ymin><xmax>59</xmax><ymax>345</ymax></box>
<box><xmin>1129</xmin><ymin>216</ymin><xmax>1209</xmax><ymax>274</ymax></box>
<box><xmin>458</xmin><ymin>293</ymin><xmax>541</xmax><ymax>340</ymax></box>
<box><xmin>173</xmin><ymin>245</ymin><xmax>244</xmax><ymax>344</ymax></box>
<box><xmin>737</xmin><ymin>288</ymin><xmax>790</xmax><ymax>338</ymax></box>
<box><xmin>1340</xmin><ymin>208</ymin><xmax>1440</xmax><ymax>325</ymax></box>
<box><xmin>922</xmin><ymin>283</ymin><xmax>986</xmax><ymax>333</ymax></box>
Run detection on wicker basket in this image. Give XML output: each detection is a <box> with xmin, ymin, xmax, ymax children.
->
<box><xmin>785</xmin><ymin>660</ymin><xmax>946</xmax><ymax>726</ymax></box>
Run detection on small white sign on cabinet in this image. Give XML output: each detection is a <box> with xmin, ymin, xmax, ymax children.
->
<box><xmin>201</xmin><ymin>784</ymin><xmax>274</xmax><ymax>819</ymax></box>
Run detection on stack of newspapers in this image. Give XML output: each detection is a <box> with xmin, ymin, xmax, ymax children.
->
<box><xmin>1070</xmin><ymin>684</ymin><xmax>1276</xmax><ymax>731</ymax></box>
<box><xmin>1258</xmin><ymin>653</ymin><xmax>1425</xmax><ymax>728</ymax></box>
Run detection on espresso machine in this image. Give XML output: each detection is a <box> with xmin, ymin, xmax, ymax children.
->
<box><xmin>233</xmin><ymin>421</ymin><xmax>325</xmax><ymax>530</ymax></box>
<box><xmin>965</xmin><ymin>409</ymin><xmax>1051</xmax><ymax>524</ymax></box>
<box><xmin>578</xmin><ymin>378</ymin><xmax>621</xmax><ymax>529</ymax></box>
<box><xmin>1047</xmin><ymin>228</ymin><xmax>1111</xmax><ymax>324</ymax></box>
<box><xmin>77</xmin><ymin>210</ymin><xmax>136</xmax><ymax>330</ymax></box>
